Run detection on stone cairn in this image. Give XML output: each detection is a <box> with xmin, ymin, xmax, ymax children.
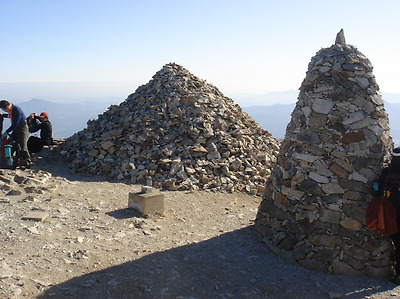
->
<box><xmin>60</xmin><ymin>63</ymin><xmax>280</xmax><ymax>194</ymax></box>
<box><xmin>254</xmin><ymin>30</ymin><xmax>393</xmax><ymax>278</ymax></box>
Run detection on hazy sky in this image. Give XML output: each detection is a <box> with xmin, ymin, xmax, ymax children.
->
<box><xmin>1</xmin><ymin>0</ymin><xmax>400</xmax><ymax>104</ymax></box>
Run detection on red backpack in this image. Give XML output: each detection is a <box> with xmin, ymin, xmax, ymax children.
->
<box><xmin>366</xmin><ymin>173</ymin><xmax>400</xmax><ymax>236</ymax></box>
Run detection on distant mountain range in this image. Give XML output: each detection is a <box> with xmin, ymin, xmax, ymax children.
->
<box><xmin>242</xmin><ymin>101</ymin><xmax>400</xmax><ymax>146</ymax></box>
<box><xmin>242</xmin><ymin>104</ymin><xmax>294</xmax><ymax>140</ymax></box>
<box><xmin>8</xmin><ymin>95</ymin><xmax>400</xmax><ymax>147</ymax></box>
<box><xmin>232</xmin><ymin>90</ymin><xmax>299</xmax><ymax>106</ymax></box>
<box><xmin>16</xmin><ymin>98</ymin><xmax>117</xmax><ymax>139</ymax></box>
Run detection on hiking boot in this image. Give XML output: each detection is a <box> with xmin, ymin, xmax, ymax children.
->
<box><xmin>18</xmin><ymin>160</ymin><xmax>32</xmax><ymax>169</ymax></box>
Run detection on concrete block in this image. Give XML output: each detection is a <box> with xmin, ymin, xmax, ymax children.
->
<box><xmin>128</xmin><ymin>187</ymin><xmax>164</xmax><ymax>215</ymax></box>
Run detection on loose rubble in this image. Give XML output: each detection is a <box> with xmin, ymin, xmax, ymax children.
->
<box><xmin>0</xmin><ymin>168</ymin><xmax>59</xmax><ymax>199</ymax></box>
<box><xmin>254</xmin><ymin>30</ymin><xmax>393</xmax><ymax>278</ymax></box>
<box><xmin>60</xmin><ymin>63</ymin><xmax>280</xmax><ymax>194</ymax></box>
<box><xmin>1</xmin><ymin>154</ymin><xmax>399</xmax><ymax>298</ymax></box>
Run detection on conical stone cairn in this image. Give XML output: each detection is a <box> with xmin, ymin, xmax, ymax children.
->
<box><xmin>254</xmin><ymin>31</ymin><xmax>393</xmax><ymax>278</ymax></box>
<box><xmin>61</xmin><ymin>63</ymin><xmax>280</xmax><ymax>193</ymax></box>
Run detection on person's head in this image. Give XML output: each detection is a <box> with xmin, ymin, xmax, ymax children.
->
<box><xmin>391</xmin><ymin>147</ymin><xmax>400</xmax><ymax>167</ymax></box>
<box><xmin>0</xmin><ymin>100</ymin><xmax>12</xmax><ymax>113</ymax></box>
<box><xmin>39</xmin><ymin>112</ymin><xmax>49</xmax><ymax>121</ymax></box>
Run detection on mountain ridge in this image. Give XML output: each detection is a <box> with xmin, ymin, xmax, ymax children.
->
<box><xmin>12</xmin><ymin>95</ymin><xmax>400</xmax><ymax>146</ymax></box>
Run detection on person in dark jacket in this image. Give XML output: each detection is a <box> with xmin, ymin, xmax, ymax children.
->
<box><xmin>0</xmin><ymin>100</ymin><xmax>31</xmax><ymax>166</ymax></box>
<box><xmin>28</xmin><ymin>112</ymin><xmax>53</xmax><ymax>146</ymax></box>
<box><xmin>0</xmin><ymin>113</ymin><xmax>6</xmax><ymax>134</ymax></box>
<box><xmin>377</xmin><ymin>147</ymin><xmax>400</xmax><ymax>283</ymax></box>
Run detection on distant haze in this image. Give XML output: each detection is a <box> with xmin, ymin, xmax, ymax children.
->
<box><xmin>2</xmin><ymin>81</ymin><xmax>400</xmax><ymax>108</ymax></box>
<box><xmin>0</xmin><ymin>86</ymin><xmax>400</xmax><ymax>144</ymax></box>
<box><xmin>0</xmin><ymin>81</ymin><xmax>136</xmax><ymax>104</ymax></box>
<box><xmin>0</xmin><ymin>81</ymin><xmax>300</xmax><ymax>106</ymax></box>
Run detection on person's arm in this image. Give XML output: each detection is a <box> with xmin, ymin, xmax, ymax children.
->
<box><xmin>5</xmin><ymin>114</ymin><xmax>15</xmax><ymax>134</ymax></box>
<box><xmin>0</xmin><ymin>114</ymin><xmax>4</xmax><ymax>134</ymax></box>
<box><xmin>28</xmin><ymin>116</ymin><xmax>41</xmax><ymax>133</ymax></box>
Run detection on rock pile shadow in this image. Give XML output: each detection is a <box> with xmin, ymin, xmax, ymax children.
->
<box><xmin>37</xmin><ymin>227</ymin><xmax>394</xmax><ymax>299</ymax></box>
<box><xmin>30</xmin><ymin>148</ymin><xmax>106</xmax><ymax>184</ymax></box>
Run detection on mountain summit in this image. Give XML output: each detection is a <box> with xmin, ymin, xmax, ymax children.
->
<box><xmin>61</xmin><ymin>63</ymin><xmax>280</xmax><ymax>193</ymax></box>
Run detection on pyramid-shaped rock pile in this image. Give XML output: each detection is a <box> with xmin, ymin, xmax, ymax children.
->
<box><xmin>60</xmin><ymin>63</ymin><xmax>280</xmax><ymax>193</ymax></box>
<box><xmin>254</xmin><ymin>30</ymin><xmax>393</xmax><ymax>278</ymax></box>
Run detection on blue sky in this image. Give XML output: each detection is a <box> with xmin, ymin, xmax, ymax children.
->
<box><xmin>1</xmin><ymin>0</ymin><xmax>400</xmax><ymax>105</ymax></box>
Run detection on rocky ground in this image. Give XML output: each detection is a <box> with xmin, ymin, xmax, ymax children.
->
<box><xmin>0</xmin><ymin>147</ymin><xmax>399</xmax><ymax>299</ymax></box>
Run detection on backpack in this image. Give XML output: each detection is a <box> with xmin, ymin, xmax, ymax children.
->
<box><xmin>27</xmin><ymin>136</ymin><xmax>43</xmax><ymax>153</ymax></box>
<box><xmin>0</xmin><ymin>137</ymin><xmax>14</xmax><ymax>169</ymax></box>
<box><xmin>382</xmin><ymin>173</ymin><xmax>400</xmax><ymax>211</ymax></box>
<box><xmin>365</xmin><ymin>173</ymin><xmax>400</xmax><ymax>236</ymax></box>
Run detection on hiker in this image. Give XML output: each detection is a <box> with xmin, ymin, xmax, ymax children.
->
<box><xmin>377</xmin><ymin>147</ymin><xmax>400</xmax><ymax>284</ymax></box>
<box><xmin>0</xmin><ymin>100</ymin><xmax>31</xmax><ymax>166</ymax></box>
<box><xmin>0</xmin><ymin>113</ymin><xmax>7</xmax><ymax>134</ymax></box>
<box><xmin>28</xmin><ymin>112</ymin><xmax>53</xmax><ymax>146</ymax></box>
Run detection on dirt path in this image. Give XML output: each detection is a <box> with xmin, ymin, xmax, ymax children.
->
<box><xmin>0</xmin><ymin>150</ymin><xmax>399</xmax><ymax>298</ymax></box>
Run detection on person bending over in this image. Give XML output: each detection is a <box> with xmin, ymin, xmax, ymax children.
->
<box><xmin>0</xmin><ymin>100</ymin><xmax>31</xmax><ymax>166</ymax></box>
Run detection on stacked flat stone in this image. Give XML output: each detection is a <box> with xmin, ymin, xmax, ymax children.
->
<box><xmin>60</xmin><ymin>63</ymin><xmax>280</xmax><ymax>194</ymax></box>
<box><xmin>254</xmin><ymin>30</ymin><xmax>393</xmax><ymax>278</ymax></box>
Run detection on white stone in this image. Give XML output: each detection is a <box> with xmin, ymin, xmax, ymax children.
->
<box><xmin>349</xmin><ymin>172</ymin><xmax>368</xmax><ymax>183</ymax></box>
<box><xmin>321</xmin><ymin>183</ymin><xmax>345</xmax><ymax>194</ymax></box>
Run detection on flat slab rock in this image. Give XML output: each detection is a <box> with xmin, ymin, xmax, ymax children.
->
<box><xmin>21</xmin><ymin>211</ymin><xmax>50</xmax><ymax>222</ymax></box>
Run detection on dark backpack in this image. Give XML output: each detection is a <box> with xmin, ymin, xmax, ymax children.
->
<box><xmin>382</xmin><ymin>173</ymin><xmax>400</xmax><ymax>213</ymax></box>
<box><xmin>27</xmin><ymin>136</ymin><xmax>43</xmax><ymax>153</ymax></box>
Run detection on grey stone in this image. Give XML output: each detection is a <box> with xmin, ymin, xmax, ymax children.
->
<box><xmin>335</xmin><ymin>29</ymin><xmax>346</xmax><ymax>46</ymax></box>
<box><xmin>321</xmin><ymin>183</ymin><xmax>345</xmax><ymax>194</ymax></box>
<box><xmin>320</xmin><ymin>209</ymin><xmax>342</xmax><ymax>224</ymax></box>
<box><xmin>312</xmin><ymin>98</ymin><xmax>335</xmax><ymax>114</ymax></box>
<box><xmin>309</xmin><ymin>172</ymin><xmax>330</xmax><ymax>184</ymax></box>
<box><xmin>355</xmin><ymin>77</ymin><xmax>370</xmax><ymax>89</ymax></box>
